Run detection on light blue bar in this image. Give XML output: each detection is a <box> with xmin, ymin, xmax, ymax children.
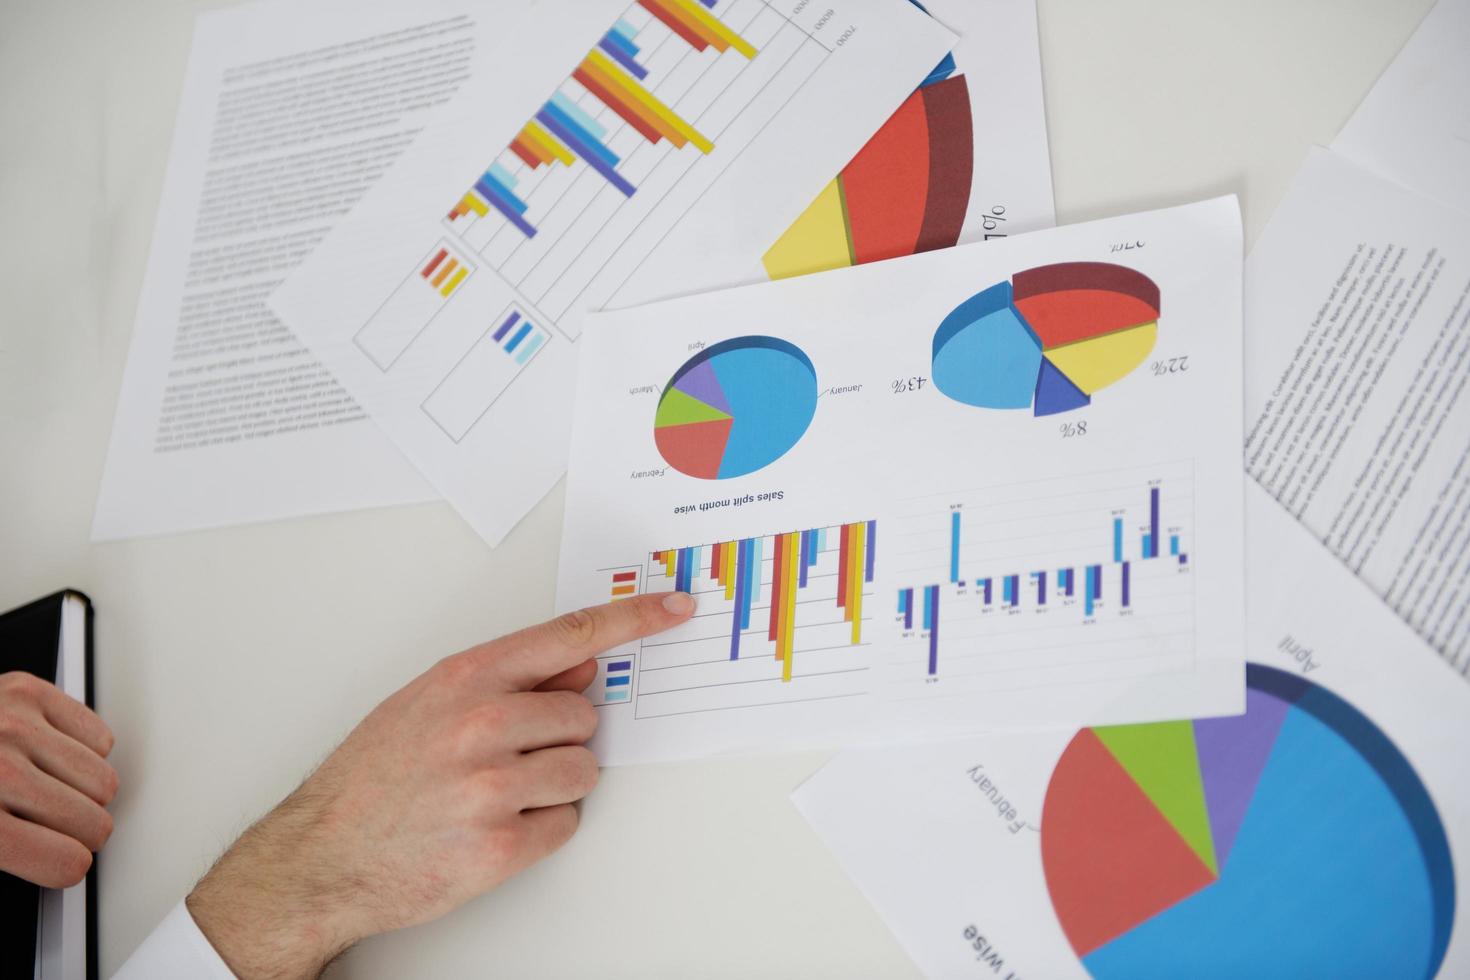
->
<box><xmin>605</xmin><ymin>689</ymin><xmax>630</xmax><ymax>702</ymax></box>
<box><xmin>950</xmin><ymin>512</ymin><xmax>961</xmax><ymax>584</ymax></box>
<box><xmin>1113</xmin><ymin>518</ymin><xmax>1123</xmax><ymax>563</ymax></box>
<box><xmin>817</xmin><ymin>527</ymin><xmax>827</xmax><ymax>552</ymax></box>
<box><xmin>550</xmin><ymin>91</ymin><xmax>607</xmax><ymax>140</ymax></box>
<box><xmin>514</xmin><ymin>331</ymin><xmax>546</xmax><ymax>365</ymax></box>
<box><xmin>922</xmin><ymin>587</ymin><xmax>934</xmax><ymax>629</ymax></box>
<box><xmin>1002</xmin><ymin>578</ymin><xmax>1013</xmax><ymax>604</ymax></box>
<box><xmin>613</xmin><ymin>18</ymin><xmax>639</xmax><ymax>43</ymax></box>
<box><xmin>1170</xmin><ymin>534</ymin><xmax>1180</xmax><ymax>556</ymax></box>
<box><xmin>487</xmin><ymin>162</ymin><xmax>517</xmax><ymax>188</ymax></box>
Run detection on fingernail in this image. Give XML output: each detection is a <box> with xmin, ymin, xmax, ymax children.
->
<box><xmin>662</xmin><ymin>592</ymin><xmax>694</xmax><ymax>615</ymax></box>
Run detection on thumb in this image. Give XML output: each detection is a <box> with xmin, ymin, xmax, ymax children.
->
<box><xmin>486</xmin><ymin>593</ymin><xmax>695</xmax><ymax>691</ymax></box>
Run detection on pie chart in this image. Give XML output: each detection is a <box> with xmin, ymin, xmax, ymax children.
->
<box><xmin>1040</xmin><ymin>663</ymin><xmax>1455</xmax><ymax>978</ymax></box>
<box><xmin>932</xmin><ymin>262</ymin><xmax>1160</xmax><ymax>416</ymax></box>
<box><xmin>654</xmin><ymin>336</ymin><xmax>818</xmax><ymax>480</ymax></box>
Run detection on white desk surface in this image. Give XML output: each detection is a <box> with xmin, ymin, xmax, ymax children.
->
<box><xmin>0</xmin><ymin>0</ymin><xmax>1435</xmax><ymax>975</ymax></box>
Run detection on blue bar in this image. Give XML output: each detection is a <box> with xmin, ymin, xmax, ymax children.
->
<box><xmin>504</xmin><ymin>321</ymin><xmax>533</xmax><ymax>353</ymax></box>
<box><xmin>474</xmin><ymin>179</ymin><xmax>538</xmax><ymax>237</ymax></box>
<box><xmin>1149</xmin><ymin>486</ymin><xmax>1160</xmax><ymax>558</ymax></box>
<box><xmin>949</xmin><ymin>512</ymin><xmax>961</xmax><ymax>584</ymax></box>
<box><xmin>806</xmin><ymin>529</ymin><xmax>818</xmax><ymax>567</ymax></box>
<box><xmin>600</xmin><ymin>27</ymin><xmax>640</xmax><ymax>60</ymax></box>
<box><xmin>487</xmin><ymin>162</ymin><xmax>518</xmax><ymax>188</ymax></box>
<box><xmin>514</xmin><ymin>331</ymin><xmax>546</xmax><ymax>365</ymax></box>
<box><xmin>549</xmin><ymin>91</ymin><xmax>607</xmax><ymax>140</ymax></box>
<box><xmin>1142</xmin><ymin>534</ymin><xmax>1152</xmax><ymax>557</ymax></box>
<box><xmin>606</xmin><ymin>675</ymin><xmax>631</xmax><ymax>687</ymax></box>
<box><xmin>798</xmin><ymin>530</ymin><xmax>811</xmax><ymax>588</ymax></box>
<box><xmin>1002</xmin><ymin>577</ymin><xmax>1013</xmax><ymax>605</ymax></box>
<box><xmin>536</xmin><ymin>108</ymin><xmax>636</xmax><ymax>197</ymax></box>
<box><xmin>1122</xmin><ymin>561</ymin><xmax>1132</xmax><ymax>607</ymax></box>
<box><xmin>1170</xmin><ymin>534</ymin><xmax>1180</xmax><ymax>556</ymax></box>
<box><xmin>540</xmin><ymin>102</ymin><xmax>616</xmax><ymax>167</ymax></box>
<box><xmin>598</xmin><ymin>36</ymin><xmax>648</xmax><ymax>79</ymax></box>
<box><xmin>730</xmin><ymin>539</ymin><xmax>748</xmax><ymax>660</ymax></box>
<box><xmin>865</xmin><ymin>520</ymin><xmax>877</xmax><ymax>582</ymax></box>
<box><xmin>608</xmin><ymin>660</ymin><xmax>632</xmax><ymax>672</ymax></box>
<box><xmin>1084</xmin><ymin>567</ymin><xmax>1096</xmax><ymax>617</ymax></box>
<box><xmin>491</xmin><ymin>311</ymin><xmax>520</xmax><ymax>342</ymax></box>
<box><xmin>922</xmin><ymin>587</ymin><xmax>934</xmax><ymax>630</ymax></box>
<box><xmin>926</xmin><ymin>585</ymin><xmax>940</xmax><ymax>676</ymax></box>
<box><xmin>742</xmin><ymin>538</ymin><xmax>759</xmax><ymax>629</ymax></box>
<box><xmin>1113</xmin><ymin>518</ymin><xmax>1123</xmax><ymax>563</ymax></box>
<box><xmin>476</xmin><ymin>173</ymin><xmax>527</xmax><ymax>213</ymax></box>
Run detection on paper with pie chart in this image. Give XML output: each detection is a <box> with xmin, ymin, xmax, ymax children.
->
<box><xmin>793</xmin><ymin>485</ymin><xmax>1468</xmax><ymax>979</ymax></box>
<box><xmin>558</xmin><ymin>197</ymin><xmax>1245</xmax><ymax>764</ymax></box>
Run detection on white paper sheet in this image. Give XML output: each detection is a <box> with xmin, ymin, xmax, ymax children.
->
<box><xmin>1332</xmin><ymin>0</ymin><xmax>1470</xmax><ymax>213</ymax></box>
<box><xmin>270</xmin><ymin>0</ymin><xmax>957</xmax><ymax>547</ymax></box>
<box><xmin>793</xmin><ymin>481</ymin><xmax>1470</xmax><ymax>979</ymax></box>
<box><xmin>557</xmin><ymin>197</ymin><xmax>1246</xmax><ymax>765</ymax></box>
<box><xmin>1246</xmin><ymin>148</ymin><xmax>1470</xmax><ymax>676</ymax></box>
<box><xmin>758</xmin><ymin>0</ymin><xmax>1055</xmax><ymax>281</ymax></box>
<box><xmin>92</xmin><ymin>0</ymin><xmax>530</xmax><ymax>540</ymax></box>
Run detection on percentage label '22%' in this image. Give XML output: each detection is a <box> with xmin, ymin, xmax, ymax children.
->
<box><xmin>1152</xmin><ymin>356</ymin><xmax>1189</xmax><ymax>376</ymax></box>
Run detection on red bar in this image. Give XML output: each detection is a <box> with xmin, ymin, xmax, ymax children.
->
<box><xmin>510</xmin><ymin>138</ymin><xmax>542</xmax><ymax>168</ymax></box>
<box><xmin>640</xmin><ymin>0</ymin><xmax>709</xmax><ymax>51</ymax></box>
<box><xmin>612</xmin><ymin>571</ymin><xmax>637</xmax><ymax>583</ymax></box>
<box><xmin>571</xmin><ymin>66</ymin><xmax>663</xmax><ymax>144</ymax></box>
<box><xmin>710</xmin><ymin>542</ymin><xmax>724</xmax><ymax>582</ymax></box>
<box><xmin>421</xmin><ymin>248</ymin><xmax>448</xmax><ymax>278</ymax></box>
<box><xmin>768</xmin><ymin>533</ymin><xmax>786</xmax><ymax>642</ymax></box>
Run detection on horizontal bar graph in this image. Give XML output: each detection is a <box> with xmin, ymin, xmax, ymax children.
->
<box><xmin>887</xmin><ymin>464</ymin><xmax>1197</xmax><ymax>689</ymax></box>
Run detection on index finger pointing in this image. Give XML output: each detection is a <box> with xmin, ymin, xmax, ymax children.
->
<box><xmin>486</xmin><ymin>593</ymin><xmax>695</xmax><ymax>691</ymax></box>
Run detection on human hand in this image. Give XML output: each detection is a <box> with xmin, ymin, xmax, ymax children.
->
<box><xmin>186</xmin><ymin>592</ymin><xmax>695</xmax><ymax>980</ymax></box>
<box><xmin>0</xmin><ymin>671</ymin><xmax>118</xmax><ymax>887</ymax></box>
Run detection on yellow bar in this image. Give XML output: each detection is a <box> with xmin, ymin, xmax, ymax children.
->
<box><xmin>844</xmin><ymin>522</ymin><xmax>860</xmax><ymax>622</ymax></box>
<box><xmin>522</xmin><ymin>120</ymin><xmax>575</xmax><ymax>166</ymax></box>
<box><xmin>440</xmin><ymin>266</ymin><xmax>469</xmax><ymax>297</ymax></box>
<box><xmin>664</xmin><ymin>552</ymin><xmax>676</xmax><ymax>578</ymax></box>
<box><xmin>724</xmin><ymin>541</ymin><xmax>737</xmax><ymax>600</ymax></box>
<box><xmin>462</xmin><ymin>193</ymin><xmax>489</xmax><ymax>217</ymax></box>
<box><xmin>781</xmin><ymin>533</ymin><xmax>798</xmax><ymax>681</ymax></box>
<box><xmin>670</xmin><ymin>0</ymin><xmax>758</xmax><ymax>58</ymax></box>
<box><xmin>849</xmin><ymin>523</ymin><xmax>865</xmax><ymax>644</ymax></box>
<box><xmin>584</xmin><ymin>49</ymin><xmax>714</xmax><ymax>154</ymax></box>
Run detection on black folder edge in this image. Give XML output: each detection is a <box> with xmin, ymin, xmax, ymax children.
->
<box><xmin>1</xmin><ymin>589</ymin><xmax>98</xmax><ymax>980</ymax></box>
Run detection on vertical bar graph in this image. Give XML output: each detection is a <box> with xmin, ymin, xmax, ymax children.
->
<box><xmin>890</xmin><ymin>466</ymin><xmax>1196</xmax><ymax>686</ymax></box>
<box><xmin>617</xmin><ymin>518</ymin><xmax>876</xmax><ymax>718</ymax></box>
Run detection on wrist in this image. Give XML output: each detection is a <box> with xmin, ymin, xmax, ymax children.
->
<box><xmin>186</xmin><ymin>795</ymin><xmax>363</xmax><ymax>980</ymax></box>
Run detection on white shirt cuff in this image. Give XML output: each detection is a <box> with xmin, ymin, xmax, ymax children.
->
<box><xmin>112</xmin><ymin>899</ymin><xmax>237</xmax><ymax>979</ymax></box>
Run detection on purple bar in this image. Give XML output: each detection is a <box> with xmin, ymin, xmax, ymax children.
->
<box><xmin>1180</xmin><ymin>553</ymin><xmax>1190</xmax><ymax>566</ymax></box>
<box><xmin>491</xmin><ymin>311</ymin><xmax>520</xmax><ymax>342</ymax></box>
<box><xmin>1149</xmin><ymin>486</ymin><xmax>1160</xmax><ymax>559</ymax></box>
<box><xmin>598</xmin><ymin>36</ymin><xmax>649</xmax><ymax>79</ymax></box>
<box><xmin>1122</xmin><ymin>561</ymin><xmax>1131</xmax><ymax>607</ymax></box>
<box><xmin>902</xmin><ymin>588</ymin><xmax>914</xmax><ymax>630</ymax></box>
<box><xmin>535</xmin><ymin>108</ymin><xmax>637</xmax><ymax>197</ymax></box>
<box><xmin>926</xmin><ymin>585</ymin><xmax>939</xmax><ymax>676</ymax></box>
<box><xmin>982</xmin><ymin>579</ymin><xmax>992</xmax><ymax>604</ymax></box>
<box><xmin>1090</xmin><ymin>565</ymin><xmax>1102</xmax><ymax>601</ymax></box>
<box><xmin>798</xmin><ymin>530</ymin><xmax>811</xmax><ymax>588</ymax></box>
<box><xmin>1035</xmin><ymin>571</ymin><xmax>1047</xmax><ymax>605</ymax></box>
<box><xmin>607</xmin><ymin>660</ymin><xmax>632</xmax><ymax>672</ymax></box>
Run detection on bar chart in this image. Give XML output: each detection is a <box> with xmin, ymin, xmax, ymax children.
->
<box><xmin>429</xmin><ymin>0</ymin><xmax>833</xmax><ymax>338</ymax></box>
<box><xmin>589</xmin><ymin>519</ymin><xmax>877</xmax><ymax>713</ymax></box>
<box><xmin>886</xmin><ymin>462</ymin><xmax>1196</xmax><ymax>697</ymax></box>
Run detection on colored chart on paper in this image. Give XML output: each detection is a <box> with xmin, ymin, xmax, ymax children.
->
<box><xmin>761</xmin><ymin>69</ymin><xmax>973</xmax><ymax>279</ymax></box>
<box><xmin>932</xmin><ymin>262</ymin><xmax>1160</xmax><ymax>417</ymax></box>
<box><xmin>1040</xmin><ymin>664</ymin><xmax>1456</xmax><ymax>978</ymax></box>
<box><xmin>654</xmin><ymin>336</ymin><xmax>818</xmax><ymax>480</ymax></box>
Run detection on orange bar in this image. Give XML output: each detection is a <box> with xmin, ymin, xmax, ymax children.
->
<box><xmin>430</xmin><ymin>257</ymin><xmax>457</xmax><ymax>288</ymax></box>
<box><xmin>573</xmin><ymin>61</ymin><xmax>668</xmax><ymax>145</ymax></box>
<box><xmin>611</xmin><ymin>584</ymin><xmax>637</xmax><ymax>597</ymax></box>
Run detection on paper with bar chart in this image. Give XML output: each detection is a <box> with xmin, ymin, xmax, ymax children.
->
<box><xmin>271</xmin><ymin>0</ymin><xmax>956</xmax><ymax>546</ymax></box>
<box><xmin>557</xmin><ymin>197</ymin><xmax>1245</xmax><ymax>763</ymax></box>
<box><xmin>793</xmin><ymin>486</ymin><xmax>1469</xmax><ymax>980</ymax></box>
<box><xmin>762</xmin><ymin>0</ymin><xmax>1055</xmax><ymax>280</ymax></box>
